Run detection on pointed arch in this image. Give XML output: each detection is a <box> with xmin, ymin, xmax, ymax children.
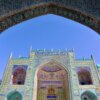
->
<box><xmin>33</xmin><ymin>60</ymin><xmax>71</xmax><ymax>100</ymax></box>
<box><xmin>7</xmin><ymin>91</ymin><xmax>22</xmax><ymax>100</ymax></box>
<box><xmin>0</xmin><ymin>2</ymin><xmax>100</xmax><ymax>34</ymax></box>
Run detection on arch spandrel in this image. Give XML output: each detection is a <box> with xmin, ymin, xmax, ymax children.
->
<box><xmin>0</xmin><ymin>0</ymin><xmax>100</xmax><ymax>34</ymax></box>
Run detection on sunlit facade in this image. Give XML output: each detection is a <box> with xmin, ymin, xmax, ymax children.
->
<box><xmin>0</xmin><ymin>50</ymin><xmax>100</xmax><ymax>100</ymax></box>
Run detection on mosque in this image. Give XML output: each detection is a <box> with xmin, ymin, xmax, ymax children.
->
<box><xmin>0</xmin><ymin>49</ymin><xmax>100</xmax><ymax>100</ymax></box>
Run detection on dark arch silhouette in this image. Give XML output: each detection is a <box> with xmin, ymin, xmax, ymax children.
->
<box><xmin>81</xmin><ymin>91</ymin><xmax>97</xmax><ymax>100</ymax></box>
<box><xmin>7</xmin><ymin>91</ymin><xmax>22</xmax><ymax>100</ymax></box>
<box><xmin>0</xmin><ymin>1</ymin><xmax>100</xmax><ymax>34</ymax></box>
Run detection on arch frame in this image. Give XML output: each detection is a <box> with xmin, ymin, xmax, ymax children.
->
<box><xmin>0</xmin><ymin>2</ymin><xmax>100</xmax><ymax>34</ymax></box>
<box><xmin>32</xmin><ymin>60</ymin><xmax>72</xmax><ymax>100</ymax></box>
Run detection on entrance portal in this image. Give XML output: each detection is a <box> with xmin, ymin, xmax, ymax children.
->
<box><xmin>36</xmin><ymin>61</ymin><xmax>70</xmax><ymax>100</ymax></box>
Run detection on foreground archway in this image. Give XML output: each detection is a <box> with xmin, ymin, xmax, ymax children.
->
<box><xmin>33</xmin><ymin>60</ymin><xmax>71</xmax><ymax>100</ymax></box>
<box><xmin>0</xmin><ymin>1</ymin><xmax>100</xmax><ymax>34</ymax></box>
<box><xmin>7</xmin><ymin>91</ymin><xmax>22</xmax><ymax>100</ymax></box>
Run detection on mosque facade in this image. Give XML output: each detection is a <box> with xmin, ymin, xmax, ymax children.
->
<box><xmin>0</xmin><ymin>50</ymin><xmax>100</xmax><ymax>100</ymax></box>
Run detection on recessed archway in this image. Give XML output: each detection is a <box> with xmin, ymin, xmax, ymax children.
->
<box><xmin>81</xmin><ymin>91</ymin><xmax>97</xmax><ymax>100</ymax></box>
<box><xmin>33</xmin><ymin>60</ymin><xmax>71</xmax><ymax>100</ymax></box>
<box><xmin>77</xmin><ymin>67</ymin><xmax>93</xmax><ymax>85</ymax></box>
<box><xmin>7</xmin><ymin>91</ymin><xmax>22</xmax><ymax>100</ymax></box>
<box><xmin>11</xmin><ymin>65</ymin><xmax>27</xmax><ymax>85</ymax></box>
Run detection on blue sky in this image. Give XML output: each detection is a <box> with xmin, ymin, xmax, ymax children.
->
<box><xmin>0</xmin><ymin>14</ymin><xmax>100</xmax><ymax>79</ymax></box>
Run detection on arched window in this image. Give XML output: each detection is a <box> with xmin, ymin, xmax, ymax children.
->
<box><xmin>12</xmin><ymin>65</ymin><xmax>27</xmax><ymax>85</ymax></box>
<box><xmin>77</xmin><ymin>67</ymin><xmax>93</xmax><ymax>85</ymax></box>
<box><xmin>7</xmin><ymin>91</ymin><xmax>22</xmax><ymax>100</ymax></box>
<box><xmin>81</xmin><ymin>91</ymin><xmax>97</xmax><ymax>100</ymax></box>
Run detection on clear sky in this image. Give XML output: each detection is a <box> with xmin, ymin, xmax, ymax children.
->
<box><xmin>0</xmin><ymin>14</ymin><xmax>100</xmax><ymax>79</ymax></box>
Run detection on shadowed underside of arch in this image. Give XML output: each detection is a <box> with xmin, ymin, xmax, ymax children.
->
<box><xmin>0</xmin><ymin>1</ymin><xmax>100</xmax><ymax>34</ymax></box>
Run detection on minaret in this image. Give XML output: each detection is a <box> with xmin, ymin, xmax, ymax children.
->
<box><xmin>30</xmin><ymin>45</ymin><xmax>32</xmax><ymax>52</ymax></box>
<box><xmin>10</xmin><ymin>52</ymin><xmax>13</xmax><ymax>59</ymax></box>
